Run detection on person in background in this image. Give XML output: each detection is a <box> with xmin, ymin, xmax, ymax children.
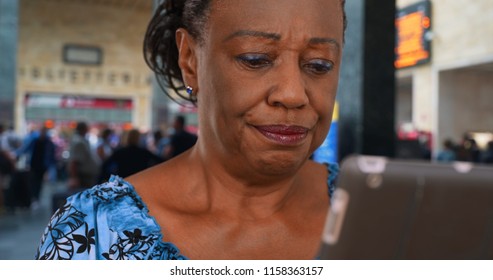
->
<box><xmin>100</xmin><ymin>129</ymin><xmax>164</xmax><ymax>181</ymax></box>
<box><xmin>96</xmin><ymin>128</ymin><xmax>114</xmax><ymax>163</ymax></box>
<box><xmin>456</xmin><ymin>134</ymin><xmax>481</xmax><ymax>163</ymax></box>
<box><xmin>152</xmin><ymin>129</ymin><xmax>170</xmax><ymax>159</ymax></box>
<box><xmin>164</xmin><ymin>115</ymin><xmax>197</xmax><ymax>159</ymax></box>
<box><xmin>67</xmin><ymin>122</ymin><xmax>99</xmax><ymax>190</ymax></box>
<box><xmin>468</xmin><ymin>138</ymin><xmax>481</xmax><ymax>163</ymax></box>
<box><xmin>0</xmin><ymin>124</ymin><xmax>5</xmax><ymax>151</ymax></box>
<box><xmin>0</xmin><ymin>124</ymin><xmax>15</xmax><ymax>176</ymax></box>
<box><xmin>436</xmin><ymin>138</ymin><xmax>456</xmax><ymax>163</ymax></box>
<box><xmin>0</xmin><ymin>149</ymin><xmax>16</xmax><ymax>214</ymax></box>
<box><xmin>26</xmin><ymin>126</ymin><xmax>57</xmax><ymax>209</ymax></box>
<box><xmin>481</xmin><ymin>140</ymin><xmax>493</xmax><ymax>164</ymax></box>
<box><xmin>0</xmin><ymin>124</ymin><xmax>22</xmax><ymax>160</ymax></box>
<box><xmin>37</xmin><ymin>0</ymin><xmax>346</xmax><ymax>260</ymax></box>
<box><xmin>14</xmin><ymin>124</ymin><xmax>40</xmax><ymax>169</ymax></box>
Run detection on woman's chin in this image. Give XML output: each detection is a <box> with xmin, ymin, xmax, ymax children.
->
<box><xmin>251</xmin><ymin>152</ymin><xmax>308</xmax><ymax>176</ymax></box>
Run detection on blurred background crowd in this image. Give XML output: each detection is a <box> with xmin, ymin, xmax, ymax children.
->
<box><xmin>1</xmin><ymin>116</ymin><xmax>492</xmax><ymax>215</ymax></box>
<box><xmin>0</xmin><ymin>115</ymin><xmax>197</xmax><ymax>214</ymax></box>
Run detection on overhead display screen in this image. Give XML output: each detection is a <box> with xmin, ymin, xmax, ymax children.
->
<box><xmin>395</xmin><ymin>1</ymin><xmax>432</xmax><ymax>69</ymax></box>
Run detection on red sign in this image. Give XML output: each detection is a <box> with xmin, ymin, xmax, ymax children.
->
<box><xmin>25</xmin><ymin>93</ymin><xmax>132</xmax><ymax>110</ymax></box>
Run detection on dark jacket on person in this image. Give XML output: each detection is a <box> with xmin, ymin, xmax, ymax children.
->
<box><xmin>29</xmin><ymin>136</ymin><xmax>56</xmax><ymax>172</ymax></box>
<box><xmin>101</xmin><ymin>145</ymin><xmax>164</xmax><ymax>180</ymax></box>
<box><xmin>168</xmin><ymin>130</ymin><xmax>198</xmax><ymax>158</ymax></box>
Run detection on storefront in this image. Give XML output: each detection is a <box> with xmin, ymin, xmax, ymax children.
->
<box><xmin>24</xmin><ymin>93</ymin><xmax>133</xmax><ymax>126</ymax></box>
<box><xmin>15</xmin><ymin>0</ymin><xmax>153</xmax><ymax>135</ymax></box>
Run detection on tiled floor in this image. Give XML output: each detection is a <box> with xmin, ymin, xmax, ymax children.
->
<box><xmin>0</xmin><ymin>181</ymin><xmax>65</xmax><ymax>260</ymax></box>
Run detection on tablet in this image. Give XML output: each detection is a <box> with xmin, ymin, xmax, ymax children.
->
<box><xmin>319</xmin><ymin>154</ymin><xmax>493</xmax><ymax>259</ymax></box>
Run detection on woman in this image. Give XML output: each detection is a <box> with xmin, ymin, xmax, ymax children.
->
<box><xmin>36</xmin><ymin>0</ymin><xmax>346</xmax><ymax>260</ymax></box>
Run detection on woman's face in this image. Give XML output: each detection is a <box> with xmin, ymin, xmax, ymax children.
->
<box><xmin>191</xmin><ymin>0</ymin><xmax>344</xmax><ymax>177</ymax></box>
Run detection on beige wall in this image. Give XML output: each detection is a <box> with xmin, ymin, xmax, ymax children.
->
<box><xmin>439</xmin><ymin>70</ymin><xmax>493</xmax><ymax>144</ymax></box>
<box><xmin>432</xmin><ymin>1</ymin><xmax>493</xmax><ymax>66</ymax></box>
<box><xmin>396</xmin><ymin>0</ymin><xmax>493</xmax><ymax>152</ymax></box>
<box><xmin>17</xmin><ymin>0</ymin><xmax>153</xmax><ymax>131</ymax></box>
<box><xmin>395</xmin><ymin>77</ymin><xmax>412</xmax><ymax>127</ymax></box>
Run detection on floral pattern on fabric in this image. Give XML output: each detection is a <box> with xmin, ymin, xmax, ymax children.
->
<box><xmin>36</xmin><ymin>163</ymin><xmax>338</xmax><ymax>260</ymax></box>
<box><xmin>327</xmin><ymin>162</ymin><xmax>339</xmax><ymax>198</ymax></box>
<box><xmin>37</xmin><ymin>204</ymin><xmax>89</xmax><ymax>260</ymax></box>
<box><xmin>101</xmin><ymin>229</ymin><xmax>157</xmax><ymax>260</ymax></box>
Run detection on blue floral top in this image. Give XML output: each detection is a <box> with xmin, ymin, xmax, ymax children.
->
<box><xmin>35</xmin><ymin>163</ymin><xmax>339</xmax><ymax>260</ymax></box>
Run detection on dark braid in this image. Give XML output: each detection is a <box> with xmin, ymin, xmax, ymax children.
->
<box><xmin>341</xmin><ymin>0</ymin><xmax>347</xmax><ymax>41</ymax></box>
<box><xmin>143</xmin><ymin>0</ymin><xmax>346</xmax><ymax>105</ymax></box>
<box><xmin>143</xmin><ymin>0</ymin><xmax>212</xmax><ymax>105</ymax></box>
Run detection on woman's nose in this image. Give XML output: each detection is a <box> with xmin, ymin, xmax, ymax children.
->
<box><xmin>267</xmin><ymin>62</ymin><xmax>309</xmax><ymax>109</ymax></box>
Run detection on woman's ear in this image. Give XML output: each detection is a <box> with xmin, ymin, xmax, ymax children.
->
<box><xmin>176</xmin><ymin>28</ymin><xmax>198</xmax><ymax>91</ymax></box>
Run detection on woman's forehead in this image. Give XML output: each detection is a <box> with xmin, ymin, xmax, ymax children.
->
<box><xmin>206</xmin><ymin>0</ymin><xmax>343</xmax><ymax>42</ymax></box>
<box><xmin>209</xmin><ymin>0</ymin><xmax>342</xmax><ymax>18</ymax></box>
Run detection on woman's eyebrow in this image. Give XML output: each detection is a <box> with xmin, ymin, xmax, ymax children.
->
<box><xmin>224</xmin><ymin>30</ymin><xmax>341</xmax><ymax>50</ymax></box>
<box><xmin>309</xmin><ymin>37</ymin><xmax>341</xmax><ymax>50</ymax></box>
<box><xmin>224</xmin><ymin>30</ymin><xmax>281</xmax><ymax>42</ymax></box>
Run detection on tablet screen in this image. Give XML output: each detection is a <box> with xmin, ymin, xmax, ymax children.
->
<box><xmin>319</xmin><ymin>155</ymin><xmax>493</xmax><ymax>260</ymax></box>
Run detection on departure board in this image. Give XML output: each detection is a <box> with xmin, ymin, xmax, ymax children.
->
<box><xmin>395</xmin><ymin>1</ymin><xmax>432</xmax><ymax>69</ymax></box>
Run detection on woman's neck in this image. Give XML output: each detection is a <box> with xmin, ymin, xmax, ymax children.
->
<box><xmin>188</xmin><ymin>145</ymin><xmax>306</xmax><ymax>221</ymax></box>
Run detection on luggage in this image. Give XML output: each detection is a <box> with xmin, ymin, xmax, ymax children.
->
<box><xmin>5</xmin><ymin>170</ymin><xmax>31</xmax><ymax>209</ymax></box>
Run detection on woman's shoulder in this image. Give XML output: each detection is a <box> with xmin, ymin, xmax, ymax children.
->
<box><xmin>36</xmin><ymin>176</ymin><xmax>187</xmax><ymax>260</ymax></box>
<box><xmin>71</xmin><ymin>176</ymin><xmax>147</xmax><ymax>209</ymax></box>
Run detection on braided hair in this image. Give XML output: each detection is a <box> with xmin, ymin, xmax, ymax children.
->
<box><xmin>143</xmin><ymin>0</ymin><xmax>347</xmax><ymax>105</ymax></box>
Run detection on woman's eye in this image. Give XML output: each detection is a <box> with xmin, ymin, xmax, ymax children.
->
<box><xmin>304</xmin><ymin>59</ymin><xmax>334</xmax><ymax>75</ymax></box>
<box><xmin>236</xmin><ymin>54</ymin><xmax>272</xmax><ymax>69</ymax></box>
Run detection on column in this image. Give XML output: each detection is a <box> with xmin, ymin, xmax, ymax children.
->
<box><xmin>337</xmin><ymin>0</ymin><xmax>397</xmax><ymax>161</ymax></box>
<box><xmin>0</xmin><ymin>0</ymin><xmax>19</xmax><ymax>124</ymax></box>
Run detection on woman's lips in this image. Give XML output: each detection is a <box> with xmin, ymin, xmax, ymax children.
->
<box><xmin>255</xmin><ymin>125</ymin><xmax>309</xmax><ymax>146</ymax></box>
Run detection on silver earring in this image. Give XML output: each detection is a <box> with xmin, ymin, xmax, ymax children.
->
<box><xmin>186</xmin><ymin>86</ymin><xmax>197</xmax><ymax>102</ymax></box>
<box><xmin>186</xmin><ymin>86</ymin><xmax>193</xmax><ymax>96</ymax></box>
